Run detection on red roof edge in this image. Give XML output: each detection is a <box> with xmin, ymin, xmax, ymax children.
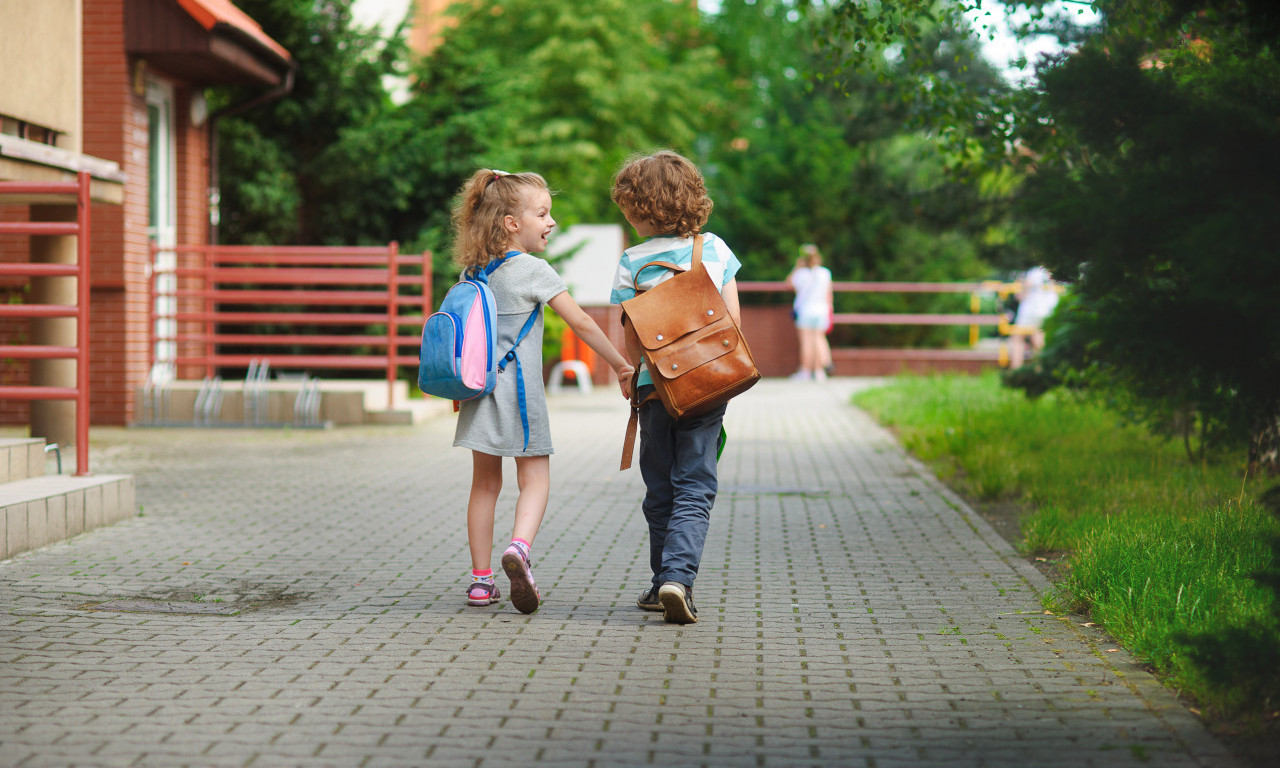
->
<box><xmin>175</xmin><ymin>0</ymin><xmax>291</xmax><ymax>63</ymax></box>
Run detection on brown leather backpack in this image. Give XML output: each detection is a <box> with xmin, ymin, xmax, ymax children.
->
<box><xmin>619</xmin><ymin>234</ymin><xmax>760</xmax><ymax>469</ymax></box>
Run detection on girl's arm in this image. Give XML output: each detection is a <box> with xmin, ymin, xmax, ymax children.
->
<box><xmin>547</xmin><ymin>292</ymin><xmax>634</xmax><ymax>398</ymax></box>
<box><xmin>722</xmin><ymin>279</ymin><xmax>743</xmax><ymax>326</ymax></box>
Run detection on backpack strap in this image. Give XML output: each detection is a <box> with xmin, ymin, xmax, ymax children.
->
<box><xmin>619</xmin><ymin>235</ymin><xmax>704</xmax><ymax>470</ymax></box>
<box><xmin>468</xmin><ymin>251</ymin><xmax>538</xmax><ymax>451</ymax></box>
<box><xmin>497</xmin><ymin>303</ymin><xmax>542</xmax><ymax>451</ymax></box>
<box><xmin>632</xmin><ymin>235</ymin><xmax>703</xmax><ymax>283</ymax></box>
<box><xmin>466</xmin><ymin>251</ymin><xmax>520</xmax><ymax>282</ymax></box>
<box><xmin>620</xmin><ymin>384</ymin><xmax>661</xmax><ymax>471</ymax></box>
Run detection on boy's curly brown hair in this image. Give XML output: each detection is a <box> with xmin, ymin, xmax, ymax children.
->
<box><xmin>611</xmin><ymin>150</ymin><xmax>712</xmax><ymax>239</ymax></box>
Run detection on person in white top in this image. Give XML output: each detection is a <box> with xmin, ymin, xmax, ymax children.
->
<box><xmin>786</xmin><ymin>244</ymin><xmax>834</xmax><ymax>381</ymax></box>
<box><xmin>1010</xmin><ymin>266</ymin><xmax>1059</xmax><ymax>368</ymax></box>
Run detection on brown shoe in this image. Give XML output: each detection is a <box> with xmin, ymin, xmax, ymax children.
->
<box><xmin>658</xmin><ymin>581</ymin><xmax>697</xmax><ymax>624</ymax></box>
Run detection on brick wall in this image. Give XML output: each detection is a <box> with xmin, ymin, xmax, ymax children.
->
<box><xmin>0</xmin><ymin>206</ymin><xmax>32</xmax><ymax>424</ymax></box>
<box><xmin>74</xmin><ymin>0</ymin><xmax>210</xmax><ymax>425</ymax></box>
<box><xmin>81</xmin><ymin>0</ymin><xmax>135</xmax><ymax>425</ymax></box>
<box><xmin>172</xmin><ymin>89</ymin><xmax>210</xmax><ymax>383</ymax></box>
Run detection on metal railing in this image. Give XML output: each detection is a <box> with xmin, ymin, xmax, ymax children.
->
<box><xmin>148</xmin><ymin>243</ymin><xmax>432</xmax><ymax>411</ymax></box>
<box><xmin>738</xmin><ymin>279</ymin><xmax>1022</xmax><ymax>369</ymax></box>
<box><xmin>0</xmin><ymin>172</ymin><xmax>92</xmax><ymax>475</ymax></box>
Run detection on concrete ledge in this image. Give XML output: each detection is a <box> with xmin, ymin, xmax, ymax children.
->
<box><xmin>0</xmin><ymin>439</ymin><xmax>47</xmax><ymax>484</ymax></box>
<box><xmin>135</xmin><ymin>379</ymin><xmax>452</xmax><ymax>427</ymax></box>
<box><xmin>0</xmin><ymin>474</ymin><xmax>136</xmax><ymax>561</ymax></box>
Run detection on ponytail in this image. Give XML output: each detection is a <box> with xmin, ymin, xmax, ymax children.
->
<box><xmin>451</xmin><ymin>169</ymin><xmax>550</xmax><ymax>271</ymax></box>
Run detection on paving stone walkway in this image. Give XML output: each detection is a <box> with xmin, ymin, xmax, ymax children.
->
<box><xmin>0</xmin><ymin>379</ymin><xmax>1238</xmax><ymax>767</ymax></box>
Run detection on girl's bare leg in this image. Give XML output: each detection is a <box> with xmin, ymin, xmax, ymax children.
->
<box><xmin>802</xmin><ymin>328</ymin><xmax>822</xmax><ymax>374</ymax></box>
<box><xmin>797</xmin><ymin>327</ymin><xmax>812</xmax><ymax>374</ymax></box>
<box><xmin>511</xmin><ymin>455</ymin><xmax>550</xmax><ymax>545</ymax></box>
<box><xmin>467</xmin><ymin>451</ymin><xmax>503</xmax><ymax>571</ymax></box>
<box><xmin>817</xmin><ymin>330</ymin><xmax>833</xmax><ymax>371</ymax></box>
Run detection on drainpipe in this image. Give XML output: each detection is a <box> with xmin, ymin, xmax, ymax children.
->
<box><xmin>207</xmin><ymin>61</ymin><xmax>296</xmax><ymax>244</ymax></box>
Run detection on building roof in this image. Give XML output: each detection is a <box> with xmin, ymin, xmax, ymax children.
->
<box><xmin>126</xmin><ymin>0</ymin><xmax>292</xmax><ymax>87</ymax></box>
<box><xmin>175</xmin><ymin>0</ymin><xmax>291</xmax><ymax>63</ymax></box>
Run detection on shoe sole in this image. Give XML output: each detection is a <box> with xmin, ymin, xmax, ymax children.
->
<box><xmin>637</xmin><ymin>597</ymin><xmax>662</xmax><ymax>611</ymax></box>
<box><xmin>501</xmin><ymin>551</ymin><xmax>540</xmax><ymax>614</ymax></box>
<box><xmin>658</xmin><ymin>584</ymin><xmax>697</xmax><ymax>624</ymax></box>
<box><xmin>466</xmin><ymin>586</ymin><xmax>500</xmax><ymax>607</ymax></box>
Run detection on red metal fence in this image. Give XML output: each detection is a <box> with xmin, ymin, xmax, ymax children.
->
<box><xmin>149</xmin><ymin>243</ymin><xmax>432</xmax><ymax>409</ymax></box>
<box><xmin>0</xmin><ymin>172</ymin><xmax>92</xmax><ymax>474</ymax></box>
<box><xmin>738</xmin><ymin>279</ymin><xmax>1016</xmax><ymax>374</ymax></box>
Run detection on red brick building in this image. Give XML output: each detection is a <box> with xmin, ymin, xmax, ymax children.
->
<box><xmin>1</xmin><ymin>0</ymin><xmax>291</xmax><ymax>432</ymax></box>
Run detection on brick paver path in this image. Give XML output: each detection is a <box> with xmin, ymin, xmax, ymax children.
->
<box><xmin>0</xmin><ymin>380</ymin><xmax>1237</xmax><ymax>767</ymax></box>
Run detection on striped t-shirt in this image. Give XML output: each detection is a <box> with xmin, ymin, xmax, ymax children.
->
<box><xmin>609</xmin><ymin>232</ymin><xmax>742</xmax><ymax>387</ymax></box>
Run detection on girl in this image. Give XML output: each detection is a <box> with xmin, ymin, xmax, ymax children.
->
<box><xmin>787</xmin><ymin>244</ymin><xmax>834</xmax><ymax>381</ymax></box>
<box><xmin>450</xmin><ymin>169</ymin><xmax>633</xmax><ymax>614</ymax></box>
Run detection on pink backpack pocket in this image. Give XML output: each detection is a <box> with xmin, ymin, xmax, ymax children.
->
<box><xmin>458</xmin><ymin>292</ymin><xmax>491</xmax><ymax>390</ymax></box>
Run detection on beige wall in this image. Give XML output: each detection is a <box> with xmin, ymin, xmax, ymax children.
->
<box><xmin>0</xmin><ymin>0</ymin><xmax>82</xmax><ymax>152</ymax></box>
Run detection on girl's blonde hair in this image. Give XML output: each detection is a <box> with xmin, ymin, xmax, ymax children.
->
<box><xmin>611</xmin><ymin>150</ymin><xmax>712</xmax><ymax>239</ymax></box>
<box><xmin>799</xmin><ymin>244</ymin><xmax>823</xmax><ymax>268</ymax></box>
<box><xmin>451</xmin><ymin>169</ymin><xmax>550</xmax><ymax>271</ymax></box>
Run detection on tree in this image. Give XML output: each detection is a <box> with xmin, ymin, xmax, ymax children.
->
<box><xmin>1015</xmin><ymin>1</ymin><xmax>1280</xmax><ymax>464</ymax></box>
<box><xmin>214</xmin><ymin>0</ymin><xmax>414</xmax><ymax>245</ymax></box>
<box><xmin>413</xmin><ymin>0</ymin><xmax>723</xmax><ymax>228</ymax></box>
<box><xmin>821</xmin><ymin>0</ymin><xmax>1280</xmax><ymax>464</ymax></box>
<box><xmin>704</xmin><ymin>0</ymin><xmax>1014</xmax><ymax>347</ymax></box>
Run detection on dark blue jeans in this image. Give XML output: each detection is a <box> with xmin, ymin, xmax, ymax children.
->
<box><xmin>637</xmin><ymin>385</ymin><xmax>727</xmax><ymax>591</ymax></box>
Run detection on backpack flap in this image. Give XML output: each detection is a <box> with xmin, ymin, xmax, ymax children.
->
<box><xmin>647</xmin><ymin>322</ymin><xmax>741</xmax><ymax>382</ymax></box>
<box><xmin>621</xmin><ymin>264</ymin><xmax>724</xmax><ymax>354</ymax></box>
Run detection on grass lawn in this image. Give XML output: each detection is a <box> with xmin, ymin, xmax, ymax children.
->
<box><xmin>853</xmin><ymin>373</ymin><xmax>1280</xmax><ymax>725</ymax></box>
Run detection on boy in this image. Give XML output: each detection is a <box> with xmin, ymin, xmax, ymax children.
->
<box><xmin>609</xmin><ymin>150</ymin><xmax>743</xmax><ymax>625</ymax></box>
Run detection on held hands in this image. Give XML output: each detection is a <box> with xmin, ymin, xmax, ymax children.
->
<box><xmin>615</xmin><ymin>364</ymin><xmax>635</xmax><ymax>399</ymax></box>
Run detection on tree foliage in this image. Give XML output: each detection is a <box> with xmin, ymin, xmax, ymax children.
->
<box><xmin>1016</xmin><ymin>1</ymin><xmax>1280</xmax><ymax>461</ymax></box>
<box><xmin>213</xmin><ymin>0</ymin><xmax>1024</xmax><ymax>353</ymax></box>
<box><xmin>705</xmin><ymin>1</ymin><xmax>1012</xmax><ymax>278</ymax></box>
<box><xmin>823</xmin><ymin>0</ymin><xmax>1280</xmax><ymax>462</ymax></box>
<box><xmin>411</xmin><ymin>0</ymin><xmax>721</xmax><ymax>228</ymax></box>
<box><xmin>215</xmin><ymin>0</ymin><xmax>413</xmax><ymax>245</ymax></box>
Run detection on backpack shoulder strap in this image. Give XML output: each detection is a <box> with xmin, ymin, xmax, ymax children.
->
<box><xmin>468</xmin><ymin>251</ymin><xmax>520</xmax><ymax>283</ymax></box>
<box><xmin>496</xmin><ymin>302</ymin><xmax>542</xmax><ymax>451</ymax></box>
<box><xmin>630</xmin><ymin>236</ymin><xmax>703</xmax><ymax>286</ymax></box>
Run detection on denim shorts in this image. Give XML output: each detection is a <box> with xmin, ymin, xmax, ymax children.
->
<box><xmin>795</xmin><ymin>307</ymin><xmax>828</xmax><ymax>330</ymax></box>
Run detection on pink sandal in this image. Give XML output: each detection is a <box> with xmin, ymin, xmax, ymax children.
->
<box><xmin>501</xmin><ymin>544</ymin><xmax>541</xmax><ymax>614</ymax></box>
<box><xmin>466</xmin><ymin>580</ymin><xmax>501</xmax><ymax>606</ymax></box>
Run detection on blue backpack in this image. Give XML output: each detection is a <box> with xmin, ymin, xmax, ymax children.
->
<box><xmin>418</xmin><ymin>252</ymin><xmax>541</xmax><ymax>448</ymax></box>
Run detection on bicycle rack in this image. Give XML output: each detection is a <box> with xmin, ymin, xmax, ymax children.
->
<box><xmin>294</xmin><ymin>374</ymin><xmax>322</xmax><ymax>427</ymax></box>
<box><xmin>244</xmin><ymin>359</ymin><xmax>270</xmax><ymax>425</ymax></box>
<box><xmin>44</xmin><ymin>443</ymin><xmax>62</xmax><ymax>475</ymax></box>
<box><xmin>139</xmin><ymin>369</ymin><xmax>177</xmax><ymax>426</ymax></box>
<box><xmin>194</xmin><ymin>375</ymin><xmax>223</xmax><ymax>426</ymax></box>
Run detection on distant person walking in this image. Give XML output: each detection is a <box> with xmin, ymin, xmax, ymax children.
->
<box><xmin>787</xmin><ymin>244</ymin><xmax>834</xmax><ymax>381</ymax></box>
<box><xmin>449</xmin><ymin>169</ymin><xmax>633</xmax><ymax>614</ymax></box>
<box><xmin>1009</xmin><ymin>265</ymin><xmax>1059</xmax><ymax>368</ymax></box>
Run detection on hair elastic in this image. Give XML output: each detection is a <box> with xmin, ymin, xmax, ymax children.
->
<box><xmin>485</xmin><ymin>169</ymin><xmax>511</xmax><ymax>189</ymax></box>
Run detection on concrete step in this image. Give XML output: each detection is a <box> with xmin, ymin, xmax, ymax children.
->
<box><xmin>1</xmin><ymin>473</ymin><xmax>136</xmax><ymax>561</ymax></box>
<box><xmin>135</xmin><ymin>379</ymin><xmax>451</xmax><ymax>427</ymax></box>
<box><xmin>0</xmin><ymin>438</ymin><xmax>49</xmax><ymax>483</ymax></box>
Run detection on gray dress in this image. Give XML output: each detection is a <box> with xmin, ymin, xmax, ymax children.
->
<box><xmin>453</xmin><ymin>253</ymin><xmax>567</xmax><ymax>457</ymax></box>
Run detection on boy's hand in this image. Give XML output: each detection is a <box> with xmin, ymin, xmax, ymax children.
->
<box><xmin>616</xmin><ymin>365</ymin><xmax>635</xmax><ymax>399</ymax></box>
